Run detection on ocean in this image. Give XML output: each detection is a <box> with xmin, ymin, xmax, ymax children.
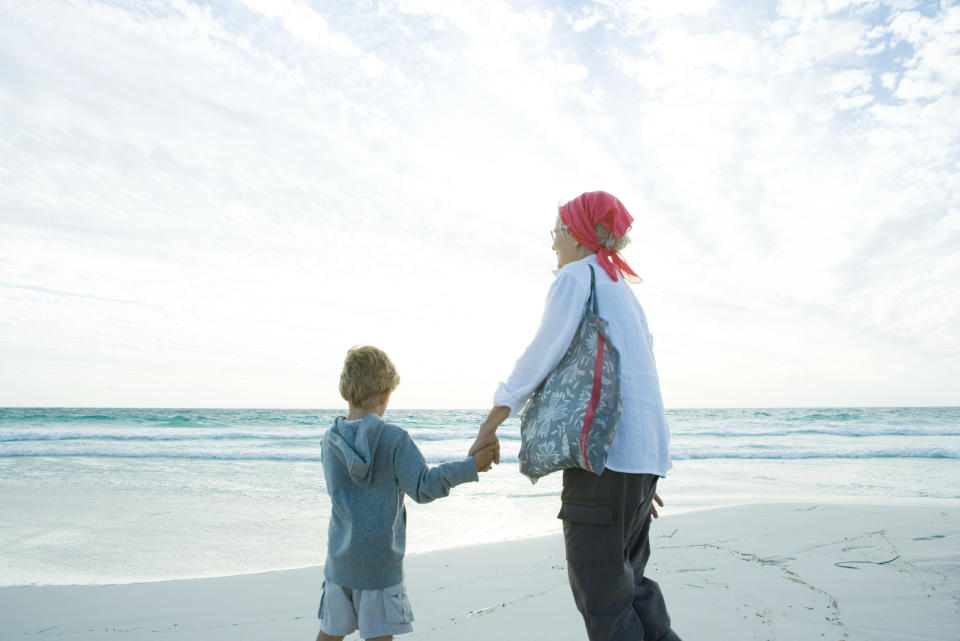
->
<box><xmin>1</xmin><ymin>407</ymin><xmax>958</xmax><ymax>586</ymax></box>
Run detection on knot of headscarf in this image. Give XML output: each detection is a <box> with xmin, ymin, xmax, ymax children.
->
<box><xmin>559</xmin><ymin>191</ymin><xmax>642</xmax><ymax>283</ymax></box>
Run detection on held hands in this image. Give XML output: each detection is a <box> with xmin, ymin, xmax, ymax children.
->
<box><xmin>468</xmin><ymin>430</ymin><xmax>500</xmax><ymax>465</ymax></box>
<box><xmin>468</xmin><ymin>407</ymin><xmax>508</xmax><ymax>466</ymax></box>
<box><xmin>469</xmin><ymin>425</ymin><xmax>501</xmax><ymax>473</ymax></box>
<box><xmin>469</xmin><ymin>407</ymin><xmax>510</xmax><ymax>474</ymax></box>
<box><xmin>473</xmin><ymin>444</ymin><xmax>497</xmax><ymax>473</ymax></box>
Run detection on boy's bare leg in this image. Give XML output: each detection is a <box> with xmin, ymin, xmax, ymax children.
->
<box><xmin>314</xmin><ymin>631</ymin><xmax>392</xmax><ymax>641</ymax></box>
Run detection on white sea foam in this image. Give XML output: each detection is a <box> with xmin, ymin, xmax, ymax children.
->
<box><xmin>1</xmin><ymin>407</ymin><xmax>958</xmax><ymax>585</ymax></box>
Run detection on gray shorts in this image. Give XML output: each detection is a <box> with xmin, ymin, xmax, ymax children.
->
<box><xmin>318</xmin><ymin>579</ymin><xmax>415</xmax><ymax>638</ymax></box>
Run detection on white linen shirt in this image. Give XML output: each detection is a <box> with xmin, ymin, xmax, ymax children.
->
<box><xmin>494</xmin><ymin>254</ymin><xmax>672</xmax><ymax>476</ymax></box>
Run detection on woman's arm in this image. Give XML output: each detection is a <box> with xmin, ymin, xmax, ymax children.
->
<box><xmin>493</xmin><ymin>271</ymin><xmax>589</xmax><ymax>413</ymax></box>
<box><xmin>470</xmin><ymin>271</ymin><xmax>588</xmax><ymax>461</ymax></box>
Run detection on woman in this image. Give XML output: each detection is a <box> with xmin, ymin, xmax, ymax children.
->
<box><xmin>469</xmin><ymin>191</ymin><xmax>681</xmax><ymax>641</ymax></box>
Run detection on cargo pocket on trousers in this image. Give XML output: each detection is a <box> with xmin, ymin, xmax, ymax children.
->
<box><xmin>558</xmin><ymin>500</ymin><xmax>616</xmax><ymax>567</ymax></box>
<box><xmin>317</xmin><ymin>580</ymin><xmax>327</xmax><ymax>620</ymax></box>
<box><xmin>383</xmin><ymin>584</ymin><xmax>415</xmax><ymax>624</ymax></box>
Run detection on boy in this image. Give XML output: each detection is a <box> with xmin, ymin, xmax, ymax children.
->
<box><xmin>316</xmin><ymin>345</ymin><xmax>496</xmax><ymax>641</ymax></box>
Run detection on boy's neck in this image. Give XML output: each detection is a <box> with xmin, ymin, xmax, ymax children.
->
<box><xmin>346</xmin><ymin>392</ymin><xmax>391</xmax><ymax>421</ymax></box>
<box><xmin>346</xmin><ymin>405</ymin><xmax>383</xmax><ymax>420</ymax></box>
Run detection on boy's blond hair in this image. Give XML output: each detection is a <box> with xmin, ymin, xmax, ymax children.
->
<box><xmin>339</xmin><ymin>345</ymin><xmax>400</xmax><ymax>408</ymax></box>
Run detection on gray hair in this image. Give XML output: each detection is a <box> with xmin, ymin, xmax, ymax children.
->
<box><xmin>554</xmin><ymin>215</ymin><xmax>630</xmax><ymax>251</ymax></box>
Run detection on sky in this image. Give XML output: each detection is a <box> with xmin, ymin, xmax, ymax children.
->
<box><xmin>1</xmin><ymin>0</ymin><xmax>958</xmax><ymax>409</ymax></box>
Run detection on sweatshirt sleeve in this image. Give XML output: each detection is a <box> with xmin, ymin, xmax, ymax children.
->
<box><xmin>493</xmin><ymin>269</ymin><xmax>589</xmax><ymax>417</ymax></box>
<box><xmin>394</xmin><ymin>432</ymin><xmax>479</xmax><ymax>504</ymax></box>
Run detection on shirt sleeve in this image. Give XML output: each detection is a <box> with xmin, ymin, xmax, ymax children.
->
<box><xmin>393</xmin><ymin>432</ymin><xmax>479</xmax><ymax>504</ymax></box>
<box><xmin>493</xmin><ymin>270</ymin><xmax>589</xmax><ymax>417</ymax></box>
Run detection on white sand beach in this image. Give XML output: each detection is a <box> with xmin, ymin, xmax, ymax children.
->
<box><xmin>1</xmin><ymin>503</ymin><xmax>957</xmax><ymax>641</ymax></box>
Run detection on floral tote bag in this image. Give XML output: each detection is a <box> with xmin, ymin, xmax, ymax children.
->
<box><xmin>518</xmin><ymin>265</ymin><xmax>622</xmax><ymax>483</ymax></box>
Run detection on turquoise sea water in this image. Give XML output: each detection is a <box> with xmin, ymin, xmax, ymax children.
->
<box><xmin>1</xmin><ymin>407</ymin><xmax>958</xmax><ymax>585</ymax></box>
<box><xmin>3</xmin><ymin>406</ymin><xmax>958</xmax><ymax>461</ymax></box>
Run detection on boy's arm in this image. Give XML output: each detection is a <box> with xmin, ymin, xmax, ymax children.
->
<box><xmin>394</xmin><ymin>433</ymin><xmax>479</xmax><ymax>504</ymax></box>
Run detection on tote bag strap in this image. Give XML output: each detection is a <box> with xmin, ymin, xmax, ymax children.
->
<box><xmin>587</xmin><ymin>265</ymin><xmax>598</xmax><ymax>316</ymax></box>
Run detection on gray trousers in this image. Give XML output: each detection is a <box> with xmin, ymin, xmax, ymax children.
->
<box><xmin>559</xmin><ymin>468</ymin><xmax>681</xmax><ymax>641</ymax></box>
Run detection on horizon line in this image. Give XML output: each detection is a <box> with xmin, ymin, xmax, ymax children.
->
<box><xmin>2</xmin><ymin>405</ymin><xmax>958</xmax><ymax>411</ymax></box>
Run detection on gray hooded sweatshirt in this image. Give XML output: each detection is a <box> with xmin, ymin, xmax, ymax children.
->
<box><xmin>321</xmin><ymin>413</ymin><xmax>478</xmax><ymax>589</ymax></box>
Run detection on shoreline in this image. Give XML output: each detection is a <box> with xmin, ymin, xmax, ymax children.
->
<box><xmin>4</xmin><ymin>496</ymin><xmax>960</xmax><ymax>589</ymax></box>
<box><xmin>2</xmin><ymin>502</ymin><xmax>957</xmax><ymax>641</ymax></box>
<box><xmin>7</xmin><ymin>495</ymin><xmax>960</xmax><ymax>590</ymax></box>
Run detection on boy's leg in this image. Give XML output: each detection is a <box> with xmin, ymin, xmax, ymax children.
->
<box><xmin>365</xmin><ymin>637</ymin><xmax>393</xmax><ymax>641</ymax></box>
<box><xmin>317</xmin><ymin>580</ymin><xmax>358</xmax><ymax>640</ymax></box>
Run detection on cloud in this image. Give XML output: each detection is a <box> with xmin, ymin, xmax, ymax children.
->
<box><xmin>239</xmin><ymin>0</ymin><xmax>391</xmax><ymax>78</ymax></box>
<box><xmin>597</xmin><ymin>0</ymin><xmax>959</xmax><ymax>384</ymax></box>
<box><xmin>604</xmin><ymin>0</ymin><xmax>721</xmax><ymax>24</ymax></box>
<box><xmin>1</xmin><ymin>0</ymin><xmax>957</xmax><ymax>407</ymax></box>
<box><xmin>890</xmin><ymin>7</ymin><xmax>960</xmax><ymax>100</ymax></box>
<box><xmin>241</xmin><ymin>0</ymin><xmax>358</xmax><ymax>55</ymax></box>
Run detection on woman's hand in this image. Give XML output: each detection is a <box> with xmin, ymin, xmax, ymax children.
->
<box><xmin>468</xmin><ymin>431</ymin><xmax>500</xmax><ymax>465</ymax></box>
<box><xmin>468</xmin><ymin>406</ymin><xmax>510</xmax><ymax>465</ymax></box>
<box><xmin>473</xmin><ymin>444</ymin><xmax>497</xmax><ymax>472</ymax></box>
<box><xmin>650</xmin><ymin>493</ymin><xmax>664</xmax><ymax>519</ymax></box>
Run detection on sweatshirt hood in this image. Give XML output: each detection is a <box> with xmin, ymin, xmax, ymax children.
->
<box><xmin>326</xmin><ymin>414</ymin><xmax>386</xmax><ymax>486</ymax></box>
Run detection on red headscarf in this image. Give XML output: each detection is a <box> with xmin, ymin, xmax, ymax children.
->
<box><xmin>559</xmin><ymin>191</ymin><xmax>642</xmax><ymax>283</ymax></box>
